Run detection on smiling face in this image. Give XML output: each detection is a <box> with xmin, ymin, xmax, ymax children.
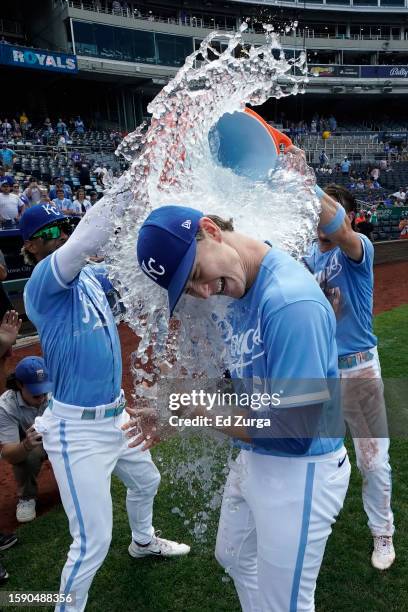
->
<box><xmin>184</xmin><ymin>218</ymin><xmax>247</xmax><ymax>300</ymax></box>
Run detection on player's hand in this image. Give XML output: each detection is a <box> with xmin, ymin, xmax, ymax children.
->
<box><xmin>284</xmin><ymin>145</ymin><xmax>315</xmax><ymax>187</ymax></box>
<box><xmin>24</xmin><ymin>425</ymin><xmax>43</xmax><ymax>450</ymax></box>
<box><xmin>122</xmin><ymin>406</ymin><xmax>164</xmax><ymax>451</ymax></box>
<box><xmin>0</xmin><ymin>310</ymin><xmax>22</xmax><ymax>357</ymax></box>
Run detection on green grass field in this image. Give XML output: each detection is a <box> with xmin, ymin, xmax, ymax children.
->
<box><xmin>2</xmin><ymin>305</ymin><xmax>407</xmax><ymax>612</ymax></box>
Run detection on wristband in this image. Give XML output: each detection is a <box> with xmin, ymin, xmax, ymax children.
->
<box><xmin>320</xmin><ymin>204</ymin><xmax>346</xmax><ymax>235</ymax></box>
<box><xmin>314</xmin><ymin>185</ymin><xmax>326</xmax><ymax>200</ymax></box>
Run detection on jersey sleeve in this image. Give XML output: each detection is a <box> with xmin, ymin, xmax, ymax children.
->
<box><xmin>343</xmin><ymin>233</ymin><xmax>374</xmax><ymax>271</ymax></box>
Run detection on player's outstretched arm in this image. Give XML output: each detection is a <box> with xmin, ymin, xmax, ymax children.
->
<box><xmin>285</xmin><ymin>145</ymin><xmax>363</xmax><ymax>261</ymax></box>
<box><xmin>54</xmin><ymin>178</ymin><xmax>131</xmax><ymax>284</ymax></box>
<box><xmin>316</xmin><ymin>188</ymin><xmax>363</xmax><ymax>261</ymax></box>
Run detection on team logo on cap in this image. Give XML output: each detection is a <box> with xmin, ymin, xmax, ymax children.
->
<box><xmin>141</xmin><ymin>258</ymin><xmax>166</xmax><ymax>281</ymax></box>
<box><xmin>41</xmin><ymin>204</ymin><xmax>60</xmax><ymax>216</ymax></box>
<box><xmin>181</xmin><ymin>220</ymin><xmax>191</xmax><ymax>229</ymax></box>
<box><xmin>36</xmin><ymin>369</ymin><xmax>45</xmax><ymax>381</ymax></box>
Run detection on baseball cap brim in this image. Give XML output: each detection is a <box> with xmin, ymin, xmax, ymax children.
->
<box><xmin>25</xmin><ymin>380</ymin><xmax>53</xmax><ymax>395</ymax></box>
<box><xmin>167</xmin><ymin>238</ymin><xmax>197</xmax><ymax>316</ymax></box>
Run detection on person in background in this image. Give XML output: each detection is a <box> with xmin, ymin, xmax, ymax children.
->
<box><xmin>19</xmin><ymin>111</ymin><xmax>29</xmax><ymax>134</ymax></box>
<box><xmin>0</xmin><ymin>178</ymin><xmax>23</xmax><ymax>223</ymax></box>
<box><xmin>341</xmin><ymin>157</ymin><xmax>351</xmax><ymax>176</ymax></box>
<box><xmin>49</xmin><ymin>178</ymin><xmax>72</xmax><ymax>201</ymax></box>
<box><xmin>319</xmin><ymin>149</ymin><xmax>329</xmax><ymax>166</ymax></box>
<box><xmin>57</xmin><ymin>134</ymin><xmax>67</xmax><ymax>152</ymax></box>
<box><xmin>38</xmin><ymin>189</ymin><xmax>52</xmax><ymax>205</ymax></box>
<box><xmin>72</xmin><ymin>187</ymin><xmax>91</xmax><ymax>214</ymax></box>
<box><xmin>355</xmin><ymin>209</ymin><xmax>366</xmax><ymax>225</ymax></box>
<box><xmin>74</xmin><ymin>116</ymin><xmax>85</xmax><ymax>135</ymax></box>
<box><xmin>328</xmin><ymin>114</ymin><xmax>337</xmax><ymax>132</ymax></box>
<box><xmin>0</xmin><ymin>309</ymin><xmax>22</xmax><ymax>583</ymax></box>
<box><xmin>392</xmin><ymin>187</ymin><xmax>406</xmax><ymax>204</ymax></box>
<box><xmin>56</xmin><ymin>119</ymin><xmax>67</xmax><ymax>136</ymax></box>
<box><xmin>0</xmin><ymin>144</ymin><xmax>15</xmax><ymax>170</ymax></box>
<box><xmin>399</xmin><ymin>218</ymin><xmax>408</xmax><ymax>238</ymax></box>
<box><xmin>89</xmin><ymin>190</ymin><xmax>99</xmax><ymax>206</ymax></box>
<box><xmin>77</xmin><ymin>156</ymin><xmax>91</xmax><ymax>186</ymax></box>
<box><xmin>356</xmin><ymin>211</ymin><xmax>374</xmax><ymax>241</ymax></box>
<box><xmin>52</xmin><ymin>188</ymin><xmax>73</xmax><ymax>215</ymax></box>
<box><xmin>70</xmin><ymin>150</ymin><xmax>81</xmax><ymax>164</ymax></box>
<box><xmin>23</xmin><ymin>180</ymin><xmax>42</xmax><ymax>207</ymax></box>
<box><xmin>2</xmin><ymin>118</ymin><xmax>12</xmax><ymax>138</ymax></box>
<box><xmin>304</xmin><ymin>182</ymin><xmax>395</xmax><ymax>570</ymax></box>
<box><xmin>0</xmin><ymin>356</ymin><xmax>52</xmax><ymax>524</ymax></box>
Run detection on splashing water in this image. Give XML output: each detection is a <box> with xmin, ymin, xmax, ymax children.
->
<box><xmin>101</xmin><ymin>26</ymin><xmax>319</xmax><ymax>541</ymax></box>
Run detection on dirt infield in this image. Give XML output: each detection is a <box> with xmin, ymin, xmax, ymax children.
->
<box><xmin>1</xmin><ymin>260</ymin><xmax>407</xmax><ymax>534</ymax></box>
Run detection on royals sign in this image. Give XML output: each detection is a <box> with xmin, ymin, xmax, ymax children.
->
<box><xmin>0</xmin><ymin>43</ymin><xmax>78</xmax><ymax>74</ymax></box>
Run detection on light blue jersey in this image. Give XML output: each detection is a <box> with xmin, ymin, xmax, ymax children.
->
<box><xmin>24</xmin><ymin>253</ymin><xmax>122</xmax><ymax>406</ymax></box>
<box><xmin>226</xmin><ymin>248</ymin><xmax>344</xmax><ymax>457</ymax></box>
<box><xmin>304</xmin><ymin>234</ymin><xmax>377</xmax><ymax>357</ymax></box>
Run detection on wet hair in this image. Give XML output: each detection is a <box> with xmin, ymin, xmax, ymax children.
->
<box><xmin>196</xmin><ymin>214</ymin><xmax>234</xmax><ymax>241</ymax></box>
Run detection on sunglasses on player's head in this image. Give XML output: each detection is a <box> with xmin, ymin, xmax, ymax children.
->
<box><xmin>31</xmin><ymin>222</ymin><xmax>73</xmax><ymax>241</ymax></box>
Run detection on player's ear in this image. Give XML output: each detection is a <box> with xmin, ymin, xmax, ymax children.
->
<box><xmin>198</xmin><ymin>217</ymin><xmax>222</xmax><ymax>242</ymax></box>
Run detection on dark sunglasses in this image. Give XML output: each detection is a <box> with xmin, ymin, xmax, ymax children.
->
<box><xmin>31</xmin><ymin>222</ymin><xmax>73</xmax><ymax>241</ymax></box>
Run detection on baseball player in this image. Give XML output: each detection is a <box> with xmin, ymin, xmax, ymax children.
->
<box><xmin>304</xmin><ymin>183</ymin><xmax>395</xmax><ymax>570</ymax></box>
<box><xmin>20</xmin><ymin>201</ymin><xmax>190</xmax><ymax>612</ymax></box>
<box><xmin>130</xmin><ymin>205</ymin><xmax>350</xmax><ymax>611</ymax></box>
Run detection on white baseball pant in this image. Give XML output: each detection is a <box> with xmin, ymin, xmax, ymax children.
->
<box><xmin>340</xmin><ymin>346</ymin><xmax>394</xmax><ymax>537</ymax></box>
<box><xmin>35</xmin><ymin>399</ymin><xmax>160</xmax><ymax>612</ymax></box>
<box><xmin>215</xmin><ymin>446</ymin><xmax>350</xmax><ymax>612</ymax></box>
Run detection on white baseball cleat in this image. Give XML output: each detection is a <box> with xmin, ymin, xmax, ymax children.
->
<box><xmin>16</xmin><ymin>499</ymin><xmax>36</xmax><ymax>523</ymax></box>
<box><xmin>128</xmin><ymin>531</ymin><xmax>190</xmax><ymax>559</ymax></box>
<box><xmin>371</xmin><ymin>536</ymin><xmax>395</xmax><ymax>570</ymax></box>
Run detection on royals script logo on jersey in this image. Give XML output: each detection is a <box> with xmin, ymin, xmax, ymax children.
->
<box><xmin>78</xmin><ymin>276</ymin><xmax>112</xmax><ymax>331</ymax></box>
<box><xmin>313</xmin><ymin>251</ymin><xmax>343</xmax><ymax>319</ymax></box>
<box><xmin>229</xmin><ymin>317</ymin><xmax>264</xmax><ymax>378</ymax></box>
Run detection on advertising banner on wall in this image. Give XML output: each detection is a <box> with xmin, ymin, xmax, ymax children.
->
<box><xmin>361</xmin><ymin>65</ymin><xmax>408</xmax><ymax>78</ymax></box>
<box><xmin>0</xmin><ymin>43</ymin><xmax>78</xmax><ymax>74</ymax></box>
<box><xmin>309</xmin><ymin>65</ymin><xmax>359</xmax><ymax>78</ymax></box>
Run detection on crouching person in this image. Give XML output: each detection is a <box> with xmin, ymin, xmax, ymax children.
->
<box><xmin>0</xmin><ymin>356</ymin><xmax>52</xmax><ymax>522</ymax></box>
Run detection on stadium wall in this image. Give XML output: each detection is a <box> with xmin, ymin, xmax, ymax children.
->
<box><xmin>374</xmin><ymin>239</ymin><xmax>408</xmax><ymax>264</ymax></box>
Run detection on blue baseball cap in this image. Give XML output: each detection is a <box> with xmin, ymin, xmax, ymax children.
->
<box><xmin>0</xmin><ymin>176</ymin><xmax>14</xmax><ymax>186</ymax></box>
<box><xmin>19</xmin><ymin>203</ymin><xmax>67</xmax><ymax>240</ymax></box>
<box><xmin>137</xmin><ymin>205</ymin><xmax>203</xmax><ymax>315</ymax></box>
<box><xmin>15</xmin><ymin>356</ymin><xmax>52</xmax><ymax>395</ymax></box>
